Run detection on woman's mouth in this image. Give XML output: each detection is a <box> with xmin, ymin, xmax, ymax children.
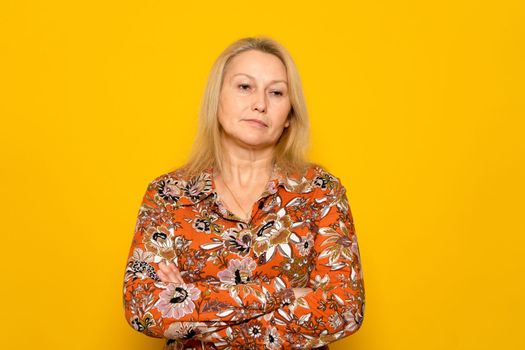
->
<box><xmin>243</xmin><ymin>119</ymin><xmax>268</xmax><ymax>127</ymax></box>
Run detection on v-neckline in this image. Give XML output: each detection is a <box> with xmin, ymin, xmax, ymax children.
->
<box><xmin>210</xmin><ymin>162</ymin><xmax>280</xmax><ymax>225</ymax></box>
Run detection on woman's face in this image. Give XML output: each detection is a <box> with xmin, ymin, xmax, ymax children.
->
<box><xmin>218</xmin><ymin>50</ymin><xmax>291</xmax><ymax>149</ymax></box>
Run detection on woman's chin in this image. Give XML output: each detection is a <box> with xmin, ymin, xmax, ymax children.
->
<box><xmin>236</xmin><ymin>136</ymin><xmax>273</xmax><ymax>149</ymax></box>
<box><xmin>221</xmin><ymin>129</ymin><xmax>275</xmax><ymax>149</ymax></box>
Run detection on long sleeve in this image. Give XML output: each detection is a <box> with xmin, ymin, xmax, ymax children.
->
<box><xmin>122</xmin><ymin>178</ymin><xmax>296</xmax><ymax>339</ymax></box>
<box><xmin>179</xmin><ymin>177</ymin><xmax>365</xmax><ymax>349</ymax></box>
<box><xmin>278</xmin><ymin>177</ymin><xmax>365</xmax><ymax>347</ymax></box>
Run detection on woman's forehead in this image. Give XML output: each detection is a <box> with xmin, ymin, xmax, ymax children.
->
<box><xmin>230</xmin><ymin>72</ymin><xmax>287</xmax><ymax>85</ymax></box>
<box><xmin>226</xmin><ymin>50</ymin><xmax>287</xmax><ymax>81</ymax></box>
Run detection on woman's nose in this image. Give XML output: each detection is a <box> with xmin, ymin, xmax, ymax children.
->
<box><xmin>252</xmin><ymin>90</ymin><xmax>267</xmax><ymax>113</ymax></box>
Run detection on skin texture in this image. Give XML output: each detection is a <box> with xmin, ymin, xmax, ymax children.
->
<box><xmin>213</xmin><ymin>49</ymin><xmax>292</xmax><ymax>220</ymax></box>
<box><xmin>158</xmin><ymin>49</ymin><xmax>312</xmax><ymax>299</ymax></box>
<box><xmin>217</xmin><ymin>49</ymin><xmax>291</xmax><ymax>151</ymax></box>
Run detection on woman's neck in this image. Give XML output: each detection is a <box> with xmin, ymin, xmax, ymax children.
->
<box><xmin>217</xmin><ymin>137</ymin><xmax>275</xmax><ymax>187</ymax></box>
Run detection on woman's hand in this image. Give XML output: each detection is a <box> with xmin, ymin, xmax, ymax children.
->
<box><xmin>292</xmin><ymin>287</ymin><xmax>313</xmax><ymax>299</ymax></box>
<box><xmin>157</xmin><ymin>260</ymin><xmax>185</xmax><ymax>284</ymax></box>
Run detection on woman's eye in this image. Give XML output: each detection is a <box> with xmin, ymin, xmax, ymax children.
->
<box><xmin>238</xmin><ymin>84</ymin><xmax>283</xmax><ymax>96</ymax></box>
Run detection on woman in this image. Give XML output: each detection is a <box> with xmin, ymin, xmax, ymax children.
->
<box><xmin>123</xmin><ymin>36</ymin><xmax>365</xmax><ymax>350</ymax></box>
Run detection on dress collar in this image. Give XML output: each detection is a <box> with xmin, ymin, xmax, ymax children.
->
<box><xmin>174</xmin><ymin>161</ymin><xmax>286</xmax><ymax>207</ymax></box>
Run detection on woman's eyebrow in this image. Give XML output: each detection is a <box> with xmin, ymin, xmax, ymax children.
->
<box><xmin>231</xmin><ymin>73</ymin><xmax>288</xmax><ymax>85</ymax></box>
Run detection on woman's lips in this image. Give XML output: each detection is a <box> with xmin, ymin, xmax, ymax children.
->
<box><xmin>243</xmin><ymin>119</ymin><xmax>268</xmax><ymax>127</ymax></box>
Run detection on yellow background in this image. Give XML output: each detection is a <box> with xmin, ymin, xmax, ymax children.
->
<box><xmin>1</xmin><ymin>1</ymin><xmax>523</xmax><ymax>349</ymax></box>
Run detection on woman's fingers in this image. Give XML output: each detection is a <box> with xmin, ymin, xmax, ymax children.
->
<box><xmin>157</xmin><ymin>269</ymin><xmax>168</xmax><ymax>282</ymax></box>
<box><xmin>158</xmin><ymin>261</ymin><xmax>185</xmax><ymax>283</ymax></box>
<box><xmin>292</xmin><ymin>287</ymin><xmax>314</xmax><ymax>299</ymax></box>
<box><xmin>170</xmin><ymin>264</ymin><xmax>184</xmax><ymax>282</ymax></box>
<box><xmin>158</xmin><ymin>261</ymin><xmax>176</xmax><ymax>282</ymax></box>
<box><xmin>166</xmin><ymin>264</ymin><xmax>179</xmax><ymax>282</ymax></box>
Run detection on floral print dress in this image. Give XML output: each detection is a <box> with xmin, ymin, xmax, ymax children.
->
<box><xmin>122</xmin><ymin>162</ymin><xmax>365</xmax><ymax>350</ymax></box>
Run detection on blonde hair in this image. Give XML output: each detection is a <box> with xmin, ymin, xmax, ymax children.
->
<box><xmin>178</xmin><ymin>36</ymin><xmax>313</xmax><ymax>178</ymax></box>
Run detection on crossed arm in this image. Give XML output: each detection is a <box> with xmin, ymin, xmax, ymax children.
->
<box><xmin>123</xmin><ymin>176</ymin><xmax>365</xmax><ymax>349</ymax></box>
<box><xmin>158</xmin><ymin>261</ymin><xmax>313</xmax><ymax>299</ymax></box>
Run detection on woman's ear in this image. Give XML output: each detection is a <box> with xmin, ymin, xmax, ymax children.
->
<box><xmin>285</xmin><ymin>110</ymin><xmax>292</xmax><ymax>128</ymax></box>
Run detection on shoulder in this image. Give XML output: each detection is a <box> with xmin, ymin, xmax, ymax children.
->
<box><xmin>306</xmin><ymin>165</ymin><xmax>352</xmax><ymax>219</ymax></box>
<box><xmin>281</xmin><ymin>162</ymin><xmax>345</xmax><ymax>198</ymax></box>
<box><xmin>145</xmin><ymin>167</ymin><xmax>213</xmax><ymax>207</ymax></box>
<box><xmin>309</xmin><ymin>163</ymin><xmax>343</xmax><ymax>192</ymax></box>
<box><xmin>148</xmin><ymin>167</ymin><xmax>194</xmax><ymax>185</ymax></box>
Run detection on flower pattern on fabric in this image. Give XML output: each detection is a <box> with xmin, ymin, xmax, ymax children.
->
<box><xmin>123</xmin><ymin>162</ymin><xmax>365</xmax><ymax>349</ymax></box>
<box><xmin>221</xmin><ymin>223</ymin><xmax>252</xmax><ymax>257</ymax></box>
<box><xmin>217</xmin><ymin>257</ymin><xmax>257</xmax><ymax>285</ymax></box>
<box><xmin>156</xmin><ymin>283</ymin><xmax>201</xmax><ymax>319</ymax></box>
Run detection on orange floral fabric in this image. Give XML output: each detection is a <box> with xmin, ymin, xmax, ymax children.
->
<box><xmin>122</xmin><ymin>162</ymin><xmax>365</xmax><ymax>349</ymax></box>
